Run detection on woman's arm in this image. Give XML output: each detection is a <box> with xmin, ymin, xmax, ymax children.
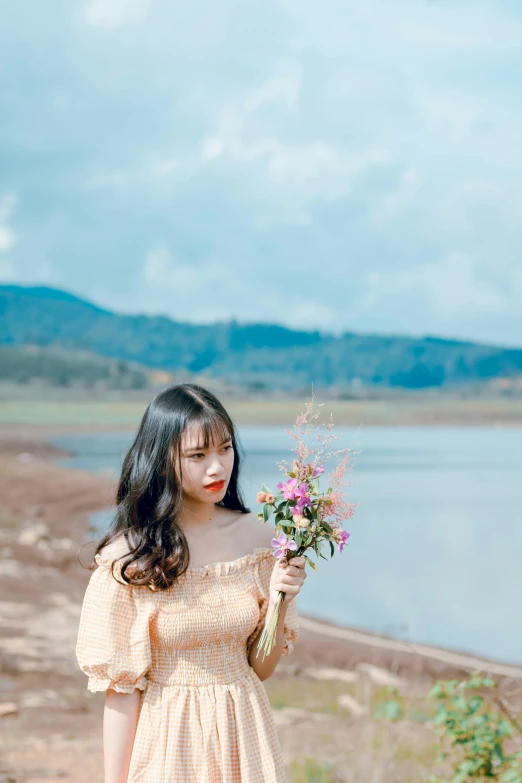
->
<box><xmin>248</xmin><ymin>554</ymin><xmax>306</xmax><ymax>680</ymax></box>
<box><xmin>103</xmin><ymin>688</ymin><xmax>141</xmax><ymax>783</ymax></box>
<box><xmin>248</xmin><ymin>598</ymin><xmax>290</xmax><ymax>680</ymax></box>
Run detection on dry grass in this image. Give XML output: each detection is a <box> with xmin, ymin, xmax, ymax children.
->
<box><xmin>266</xmin><ymin>671</ymin><xmax>446</xmax><ymax>782</ymax></box>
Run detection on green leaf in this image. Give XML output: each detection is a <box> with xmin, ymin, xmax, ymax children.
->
<box><xmin>262</xmin><ymin>504</ymin><xmax>272</xmax><ymax>523</ymax></box>
<box><xmin>329</xmin><ymin>540</ymin><xmax>335</xmax><ymax>557</ymax></box>
<box><xmin>303</xmin><ymin>554</ymin><xmax>319</xmax><ymax>571</ymax></box>
<box><xmin>498</xmin><ymin>720</ymin><xmax>514</xmax><ymax>738</ymax></box>
<box><xmin>502</xmin><ymin>772</ymin><xmax>522</xmax><ymax>783</ymax></box>
<box><xmin>385</xmin><ymin>701</ymin><xmax>403</xmax><ymax>721</ymax></box>
<box><xmin>262</xmin><ymin>484</ymin><xmax>272</xmax><ymax>494</ymax></box>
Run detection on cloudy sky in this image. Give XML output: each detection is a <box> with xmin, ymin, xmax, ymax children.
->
<box><xmin>1</xmin><ymin>0</ymin><xmax>521</xmax><ymax>345</ymax></box>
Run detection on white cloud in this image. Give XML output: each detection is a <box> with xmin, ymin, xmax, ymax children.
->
<box><xmin>200</xmin><ymin>138</ymin><xmax>226</xmax><ymax>162</ymax></box>
<box><xmin>372</xmin><ymin>167</ymin><xmax>421</xmax><ymax>222</ymax></box>
<box><xmin>141</xmin><ymin>245</ymin><xmax>335</xmax><ymax>329</ymax></box>
<box><xmin>0</xmin><ymin>226</ymin><xmax>15</xmax><ymax>252</ymax></box>
<box><xmin>392</xmin><ymin>4</ymin><xmax>522</xmax><ymax>51</ymax></box>
<box><xmin>143</xmin><ymin>247</ymin><xmax>224</xmax><ymax>291</ymax></box>
<box><xmin>85</xmin><ymin>0</ymin><xmax>150</xmax><ymax>28</ymax></box>
<box><xmin>87</xmin><ymin>155</ymin><xmax>181</xmax><ymax>190</ymax></box>
<box><xmin>398</xmin><ymin>252</ymin><xmax>506</xmax><ymax>315</ymax></box>
<box><xmin>0</xmin><ymin>259</ymin><xmax>16</xmax><ymax>280</ymax></box>
<box><xmin>278</xmin><ymin>298</ymin><xmax>335</xmax><ymax>331</ymax></box>
<box><xmin>0</xmin><ymin>195</ymin><xmax>16</xmax><ymax>223</ymax></box>
<box><xmin>355</xmin><ymin>250</ymin><xmax>509</xmax><ymax>340</ymax></box>
<box><xmin>200</xmin><ymin>109</ymin><xmax>393</xmax><ymax>199</ymax></box>
<box><xmin>245</xmin><ymin>67</ymin><xmax>301</xmax><ymax>112</ymax></box>
<box><xmin>87</xmin><ymin>169</ymin><xmax>129</xmax><ymax>190</ymax></box>
<box><xmin>0</xmin><ymin>195</ymin><xmax>17</xmax><ymax>253</ymax></box>
<box><xmin>412</xmin><ymin>90</ymin><xmax>479</xmax><ymax>142</ymax></box>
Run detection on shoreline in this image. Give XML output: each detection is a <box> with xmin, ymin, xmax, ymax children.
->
<box><xmin>295</xmin><ymin>615</ymin><xmax>522</xmax><ymax>681</ymax></box>
<box><xmin>1</xmin><ymin>423</ymin><xmax>520</xmax><ymax>679</ymax></box>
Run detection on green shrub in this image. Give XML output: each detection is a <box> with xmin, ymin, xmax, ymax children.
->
<box><xmin>373</xmin><ymin>685</ymin><xmax>404</xmax><ymax>722</ymax></box>
<box><xmin>290</xmin><ymin>757</ymin><xmax>338</xmax><ymax>783</ymax></box>
<box><xmin>428</xmin><ymin>673</ymin><xmax>522</xmax><ymax>782</ymax></box>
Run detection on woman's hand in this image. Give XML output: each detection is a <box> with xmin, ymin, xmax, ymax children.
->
<box><xmin>269</xmin><ymin>555</ymin><xmax>307</xmax><ymax>605</ymax></box>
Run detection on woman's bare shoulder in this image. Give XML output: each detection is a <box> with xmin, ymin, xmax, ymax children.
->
<box><xmin>240</xmin><ymin>511</ymin><xmax>274</xmax><ymax>550</ymax></box>
<box><xmin>99</xmin><ymin>533</ymin><xmax>131</xmax><ymax>563</ymax></box>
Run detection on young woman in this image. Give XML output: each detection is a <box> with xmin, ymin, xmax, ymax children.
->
<box><xmin>76</xmin><ymin>383</ymin><xmax>306</xmax><ymax>783</ymax></box>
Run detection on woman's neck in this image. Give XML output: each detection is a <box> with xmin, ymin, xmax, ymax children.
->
<box><xmin>178</xmin><ymin>497</ymin><xmax>219</xmax><ymax>531</ymax></box>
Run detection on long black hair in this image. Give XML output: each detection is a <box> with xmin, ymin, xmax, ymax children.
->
<box><xmin>91</xmin><ymin>383</ymin><xmax>250</xmax><ymax>589</ymax></box>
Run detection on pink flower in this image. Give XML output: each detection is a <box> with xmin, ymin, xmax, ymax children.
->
<box><xmin>337</xmin><ymin>530</ymin><xmax>350</xmax><ymax>553</ymax></box>
<box><xmin>271</xmin><ymin>531</ymin><xmax>298</xmax><ymax>559</ymax></box>
<box><xmin>276</xmin><ymin>477</ymin><xmax>299</xmax><ymax>500</ymax></box>
<box><xmin>265</xmin><ymin>493</ymin><xmax>275</xmax><ymax>503</ymax></box>
<box><xmin>293</xmin><ymin>482</ymin><xmax>311</xmax><ymax>514</ymax></box>
<box><xmin>312</xmin><ymin>464</ymin><xmax>325</xmax><ymax>476</ymax></box>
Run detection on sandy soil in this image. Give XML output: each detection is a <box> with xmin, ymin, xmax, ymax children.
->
<box><xmin>0</xmin><ymin>426</ymin><xmax>520</xmax><ymax>782</ymax></box>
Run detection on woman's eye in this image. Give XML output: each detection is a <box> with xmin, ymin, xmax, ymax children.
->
<box><xmin>188</xmin><ymin>445</ymin><xmax>232</xmax><ymax>459</ymax></box>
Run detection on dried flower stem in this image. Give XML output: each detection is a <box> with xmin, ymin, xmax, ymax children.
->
<box><xmin>255</xmin><ymin>591</ymin><xmax>285</xmax><ymax>661</ymax></box>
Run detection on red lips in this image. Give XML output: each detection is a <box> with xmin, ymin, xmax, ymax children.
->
<box><xmin>204</xmin><ymin>480</ymin><xmax>225</xmax><ymax>492</ymax></box>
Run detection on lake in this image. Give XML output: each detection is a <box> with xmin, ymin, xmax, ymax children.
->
<box><xmin>52</xmin><ymin>425</ymin><xmax>522</xmax><ymax>665</ymax></box>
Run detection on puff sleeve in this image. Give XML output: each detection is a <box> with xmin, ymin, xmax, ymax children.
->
<box><xmin>246</xmin><ymin>550</ymin><xmax>300</xmax><ymax>658</ymax></box>
<box><xmin>75</xmin><ymin>553</ymin><xmax>156</xmax><ymax>693</ymax></box>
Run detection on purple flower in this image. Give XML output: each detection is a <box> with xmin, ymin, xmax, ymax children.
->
<box><xmin>312</xmin><ymin>464</ymin><xmax>325</xmax><ymax>477</ymax></box>
<box><xmin>337</xmin><ymin>530</ymin><xmax>350</xmax><ymax>553</ymax></box>
<box><xmin>271</xmin><ymin>531</ymin><xmax>298</xmax><ymax>559</ymax></box>
<box><xmin>293</xmin><ymin>482</ymin><xmax>311</xmax><ymax>515</ymax></box>
<box><xmin>276</xmin><ymin>478</ymin><xmax>299</xmax><ymax>500</ymax></box>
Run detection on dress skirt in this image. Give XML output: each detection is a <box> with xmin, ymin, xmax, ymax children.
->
<box><xmin>75</xmin><ymin>545</ymin><xmax>299</xmax><ymax>783</ymax></box>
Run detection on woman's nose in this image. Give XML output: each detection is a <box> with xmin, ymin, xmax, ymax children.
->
<box><xmin>207</xmin><ymin>455</ymin><xmax>224</xmax><ymax>474</ymax></box>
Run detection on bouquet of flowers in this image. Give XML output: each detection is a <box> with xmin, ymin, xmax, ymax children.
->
<box><xmin>255</xmin><ymin>393</ymin><xmax>358</xmax><ymax>660</ymax></box>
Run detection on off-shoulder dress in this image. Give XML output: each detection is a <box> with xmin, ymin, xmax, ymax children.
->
<box><xmin>75</xmin><ymin>546</ymin><xmax>299</xmax><ymax>783</ymax></box>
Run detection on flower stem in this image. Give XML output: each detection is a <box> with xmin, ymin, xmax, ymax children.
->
<box><xmin>255</xmin><ymin>590</ymin><xmax>285</xmax><ymax>661</ymax></box>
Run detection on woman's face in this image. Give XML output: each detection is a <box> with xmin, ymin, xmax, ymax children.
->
<box><xmin>176</xmin><ymin>423</ymin><xmax>235</xmax><ymax>503</ymax></box>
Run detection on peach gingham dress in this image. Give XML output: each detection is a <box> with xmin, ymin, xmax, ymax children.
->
<box><xmin>75</xmin><ymin>544</ymin><xmax>299</xmax><ymax>783</ymax></box>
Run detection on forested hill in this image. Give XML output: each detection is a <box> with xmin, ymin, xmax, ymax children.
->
<box><xmin>1</xmin><ymin>284</ymin><xmax>521</xmax><ymax>391</ymax></box>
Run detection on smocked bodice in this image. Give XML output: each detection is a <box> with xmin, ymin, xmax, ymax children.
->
<box><xmin>77</xmin><ymin>547</ymin><xmax>299</xmax><ymax>692</ymax></box>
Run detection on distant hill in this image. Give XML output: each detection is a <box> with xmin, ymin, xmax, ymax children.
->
<box><xmin>0</xmin><ymin>345</ymin><xmax>149</xmax><ymax>390</ymax></box>
<box><xmin>1</xmin><ymin>284</ymin><xmax>521</xmax><ymax>391</ymax></box>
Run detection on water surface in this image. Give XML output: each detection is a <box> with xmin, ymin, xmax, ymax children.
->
<box><xmin>53</xmin><ymin>425</ymin><xmax>522</xmax><ymax>664</ymax></box>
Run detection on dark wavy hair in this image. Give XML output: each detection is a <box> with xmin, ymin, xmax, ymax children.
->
<box><xmin>89</xmin><ymin>383</ymin><xmax>250</xmax><ymax>589</ymax></box>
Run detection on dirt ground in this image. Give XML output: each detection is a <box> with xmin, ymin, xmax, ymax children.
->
<box><xmin>0</xmin><ymin>426</ymin><xmax>521</xmax><ymax>782</ymax></box>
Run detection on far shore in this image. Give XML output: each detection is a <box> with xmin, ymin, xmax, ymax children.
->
<box><xmin>1</xmin><ymin>389</ymin><xmax>522</xmax><ymax>431</ymax></box>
